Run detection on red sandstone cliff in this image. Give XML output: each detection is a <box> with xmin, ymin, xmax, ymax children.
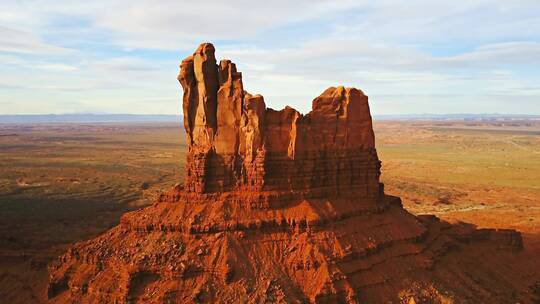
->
<box><xmin>47</xmin><ymin>43</ymin><xmax>536</xmax><ymax>304</ymax></box>
<box><xmin>179</xmin><ymin>43</ymin><xmax>378</xmax><ymax>201</ymax></box>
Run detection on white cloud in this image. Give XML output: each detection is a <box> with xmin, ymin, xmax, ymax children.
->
<box><xmin>91</xmin><ymin>57</ymin><xmax>159</xmax><ymax>72</ymax></box>
<box><xmin>0</xmin><ymin>0</ymin><xmax>368</xmax><ymax>50</ymax></box>
<box><xmin>35</xmin><ymin>64</ymin><xmax>79</xmax><ymax>72</ymax></box>
<box><xmin>0</xmin><ymin>0</ymin><xmax>539</xmax><ymax>114</ymax></box>
<box><xmin>440</xmin><ymin>42</ymin><xmax>540</xmax><ymax>67</ymax></box>
<box><xmin>0</xmin><ymin>26</ymin><xmax>70</xmax><ymax>54</ymax></box>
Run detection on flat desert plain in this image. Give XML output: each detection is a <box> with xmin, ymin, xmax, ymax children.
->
<box><xmin>0</xmin><ymin>123</ymin><xmax>185</xmax><ymax>302</ymax></box>
<box><xmin>0</xmin><ymin>120</ymin><xmax>539</xmax><ymax>302</ymax></box>
<box><xmin>375</xmin><ymin>120</ymin><xmax>540</xmax><ymax>234</ymax></box>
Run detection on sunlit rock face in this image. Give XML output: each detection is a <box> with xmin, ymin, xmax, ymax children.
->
<box><xmin>179</xmin><ymin>43</ymin><xmax>380</xmax><ymax>202</ymax></box>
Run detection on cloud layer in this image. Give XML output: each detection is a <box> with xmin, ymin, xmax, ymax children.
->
<box><xmin>1</xmin><ymin>0</ymin><xmax>539</xmax><ymax>114</ymax></box>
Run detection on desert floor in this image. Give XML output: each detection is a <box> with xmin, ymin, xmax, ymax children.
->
<box><xmin>0</xmin><ymin>120</ymin><xmax>538</xmax><ymax>302</ymax></box>
<box><xmin>375</xmin><ymin>120</ymin><xmax>540</xmax><ymax>234</ymax></box>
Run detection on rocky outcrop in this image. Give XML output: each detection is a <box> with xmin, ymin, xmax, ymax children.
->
<box><xmin>180</xmin><ymin>43</ymin><xmax>379</xmax><ymax>203</ymax></box>
<box><xmin>47</xmin><ymin>43</ymin><xmax>532</xmax><ymax>304</ymax></box>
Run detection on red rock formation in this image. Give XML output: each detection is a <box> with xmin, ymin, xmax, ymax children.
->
<box><xmin>180</xmin><ymin>43</ymin><xmax>380</xmax><ymax>205</ymax></box>
<box><xmin>47</xmin><ymin>43</ymin><xmax>535</xmax><ymax>304</ymax></box>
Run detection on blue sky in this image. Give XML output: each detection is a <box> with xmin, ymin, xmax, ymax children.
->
<box><xmin>1</xmin><ymin>0</ymin><xmax>539</xmax><ymax>115</ymax></box>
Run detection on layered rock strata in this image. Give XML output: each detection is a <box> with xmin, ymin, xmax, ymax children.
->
<box><xmin>179</xmin><ymin>43</ymin><xmax>379</xmax><ymax>203</ymax></box>
<box><xmin>47</xmin><ymin>43</ymin><xmax>533</xmax><ymax>304</ymax></box>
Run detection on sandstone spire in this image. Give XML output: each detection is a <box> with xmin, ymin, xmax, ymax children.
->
<box><xmin>178</xmin><ymin>43</ymin><xmax>380</xmax><ymax>200</ymax></box>
<box><xmin>178</xmin><ymin>43</ymin><xmax>219</xmax><ymax>150</ymax></box>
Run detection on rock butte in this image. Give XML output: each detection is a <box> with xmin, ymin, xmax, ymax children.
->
<box><xmin>48</xmin><ymin>43</ymin><xmax>533</xmax><ymax>303</ymax></box>
<box><xmin>179</xmin><ymin>43</ymin><xmax>378</xmax><ymax>202</ymax></box>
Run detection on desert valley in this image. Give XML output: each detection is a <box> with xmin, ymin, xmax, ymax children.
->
<box><xmin>1</xmin><ymin>43</ymin><xmax>539</xmax><ymax>303</ymax></box>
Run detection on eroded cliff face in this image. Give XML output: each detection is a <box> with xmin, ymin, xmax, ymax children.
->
<box><xmin>47</xmin><ymin>43</ymin><xmax>535</xmax><ymax>304</ymax></box>
<box><xmin>179</xmin><ymin>43</ymin><xmax>380</xmax><ymax>203</ymax></box>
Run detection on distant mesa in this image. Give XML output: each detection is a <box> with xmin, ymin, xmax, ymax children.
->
<box><xmin>48</xmin><ymin>43</ymin><xmax>528</xmax><ymax>303</ymax></box>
